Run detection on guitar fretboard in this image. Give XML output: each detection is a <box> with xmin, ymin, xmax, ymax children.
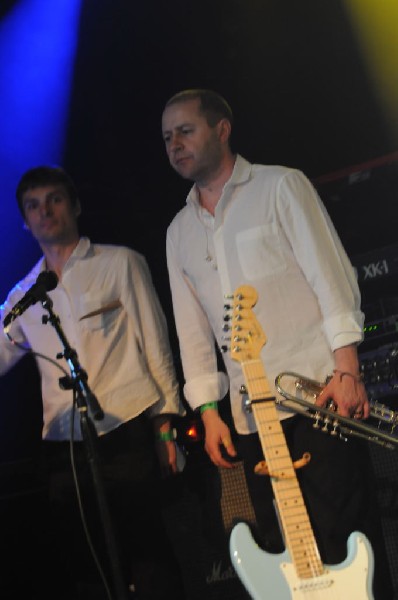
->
<box><xmin>242</xmin><ymin>359</ymin><xmax>324</xmax><ymax>579</ymax></box>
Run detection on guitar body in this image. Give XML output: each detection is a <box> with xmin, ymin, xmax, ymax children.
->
<box><xmin>230</xmin><ymin>522</ymin><xmax>374</xmax><ymax>600</ymax></box>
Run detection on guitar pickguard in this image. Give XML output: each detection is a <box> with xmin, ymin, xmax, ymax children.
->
<box><xmin>230</xmin><ymin>522</ymin><xmax>374</xmax><ymax>600</ymax></box>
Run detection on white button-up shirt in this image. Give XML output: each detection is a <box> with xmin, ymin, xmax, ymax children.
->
<box><xmin>0</xmin><ymin>238</ymin><xmax>182</xmax><ymax>440</ymax></box>
<box><xmin>166</xmin><ymin>155</ymin><xmax>364</xmax><ymax>434</ymax></box>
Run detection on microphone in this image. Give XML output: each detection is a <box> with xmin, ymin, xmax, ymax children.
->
<box><xmin>3</xmin><ymin>270</ymin><xmax>58</xmax><ymax>329</ymax></box>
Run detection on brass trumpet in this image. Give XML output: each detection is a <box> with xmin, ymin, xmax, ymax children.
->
<box><xmin>275</xmin><ymin>371</ymin><xmax>398</xmax><ymax>449</ymax></box>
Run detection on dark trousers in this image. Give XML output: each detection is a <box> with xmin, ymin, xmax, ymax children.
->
<box><xmin>237</xmin><ymin>415</ymin><xmax>394</xmax><ymax>600</ymax></box>
<box><xmin>36</xmin><ymin>415</ymin><xmax>184</xmax><ymax>600</ymax></box>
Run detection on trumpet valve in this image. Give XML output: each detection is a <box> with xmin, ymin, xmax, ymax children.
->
<box><xmin>321</xmin><ymin>415</ymin><xmax>331</xmax><ymax>433</ymax></box>
<box><xmin>313</xmin><ymin>413</ymin><xmax>322</xmax><ymax>429</ymax></box>
<box><xmin>330</xmin><ymin>419</ymin><xmax>339</xmax><ymax>436</ymax></box>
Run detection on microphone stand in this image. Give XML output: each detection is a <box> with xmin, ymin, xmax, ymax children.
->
<box><xmin>40</xmin><ymin>293</ymin><xmax>129</xmax><ymax>600</ymax></box>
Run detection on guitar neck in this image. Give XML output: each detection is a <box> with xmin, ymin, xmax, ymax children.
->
<box><xmin>242</xmin><ymin>358</ymin><xmax>324</xmax><ymax>579</ymax></box>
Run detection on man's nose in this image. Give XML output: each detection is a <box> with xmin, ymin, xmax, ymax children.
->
<box><xmin>40</xmin><ymin>200</ymin><xmax>53</xmax><ymax>215</ymax></box>
<box><xmin>169</xmin><ymin>133</ymin><xmax>183</xmax><ymax>152</ymax></box>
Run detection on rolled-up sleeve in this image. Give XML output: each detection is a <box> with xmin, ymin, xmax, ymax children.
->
<box><xmin>276</xmin><ymin>169</ymin><xmax>364</xmax><ymax>351</ymax></box>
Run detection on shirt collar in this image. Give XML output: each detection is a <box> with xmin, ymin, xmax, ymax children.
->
<box><xmin>70</xmin><ymin>236</ymin><xmax>91</xmax><ymax>260</ymax></box>
<box><xmin>60</xmin><ymin>237</ymin><xmax>92</xmax><ymax>273</ymax></box>
<box><xmin>186</xmin><ymin>154</ymin><xmax>253</xmax><ymax>208</ymax></box>
<box><xmin>18</xmin><ymin>238</ymin><xmax>92</xmax><ymax>293</ymax></box>
<box><xmin>31</xmin><ymin>237</ymin><xmax>92</xmax><ymax>277</ymax></box>
<box><xmin>227</xmin><ymin>154</ymin><xmax>253</xmax><ymax>187</ymax></box>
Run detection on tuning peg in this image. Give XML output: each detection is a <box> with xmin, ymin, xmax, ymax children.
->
<box><xmin>224</xmin><ymin>303</ymin><xmax>231</xmax><ymax>310</ymax></box>
<box><xmin>221</xmin><ymin>345</ymin><xmax>228</xmax><ymax>353</ymax></box>
<box><xmin>222</xmin><ymin>323</ymin><xmax>230</xmax><ymax>332</ymax></box>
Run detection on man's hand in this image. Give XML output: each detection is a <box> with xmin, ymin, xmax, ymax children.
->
<box><xmin>315</xmin><ymin>370</ymin><xmax>370</xmax><ymax>419</ymax></box>
<box><xmin>201</xmin><ymin>408</ymin><xmax>237</xmax><ymax>468</ymax></box>
<box><xmin>315</xmin><ymin>345</ymin><xmax>370</xmax><ymax>419</ymax></box>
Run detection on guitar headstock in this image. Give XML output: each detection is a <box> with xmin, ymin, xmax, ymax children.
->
<box><xmin>224</xmin><ymin>285</ymin><xmax>266</xmax><ymax>363</ymax></box>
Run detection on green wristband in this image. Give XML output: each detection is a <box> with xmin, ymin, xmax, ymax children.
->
<box><xmin>156</xmin><ymin>429</ymin><xmax>175</xmax><ymax>442</ymax></box>
<box><xmin>200</xmin><ymin>402</ymin><xmax>218</xmax><ymax>414</ymax></box>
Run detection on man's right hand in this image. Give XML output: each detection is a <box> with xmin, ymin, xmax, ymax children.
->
<box><xmin>201</xmin><ymin>408</ymin><xmax>237</xmax><ymax>468</ymax></box>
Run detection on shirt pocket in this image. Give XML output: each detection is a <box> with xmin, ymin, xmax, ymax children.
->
<box><xmin>78</xmin><ymin>292</ymin><xmax>122</xmax><ymax>332</ymax></box>
<box><xmin>236</xmin><ymin>224</ymin><xmax>286</xmax><ymax>281</ymax></box>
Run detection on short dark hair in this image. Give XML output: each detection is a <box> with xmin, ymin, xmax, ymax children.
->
<box><xmin>164</xmin><ymin>89</ymin><xmax>234</xmax><ymax>128</ymax></box>
<box><xmin>16</xmin><ymin>165</ymin><xmax>79</xmax><ymax>217</ymax></box>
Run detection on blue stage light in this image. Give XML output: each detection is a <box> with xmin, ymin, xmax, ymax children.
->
<box><xmin>0</xmin><ymin>0</ymin><xmax>82</xmax><ymax>295</ymax></box>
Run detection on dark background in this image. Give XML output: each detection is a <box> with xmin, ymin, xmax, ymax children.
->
<box><xmin>1</xmin><ymin>0</ymin><xmax>398</xmax><ymax>457</ymax></box>
<box><xmin>1</xmin><ymin>2</ymin><xmax>398</xmax><ymax>597</ymax></box>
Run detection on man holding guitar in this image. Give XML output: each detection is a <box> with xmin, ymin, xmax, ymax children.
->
<box><xmin>162</xmin><ymin>89</ymin><xmax>393</xmax><ymax>598</ymax></box>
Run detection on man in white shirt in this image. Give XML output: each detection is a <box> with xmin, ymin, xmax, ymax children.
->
<box><xmin>162</xmin><ymin>88</ymin><xmax>392</xmax><ymax>598</ymax></box>
<box><xmin>0</xmin><ymin>166</ymin><xmax>185</xmax><ymax>599</ymax></box>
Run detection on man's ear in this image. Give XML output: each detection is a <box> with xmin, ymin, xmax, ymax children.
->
<box><xmin>217</xmin><ymin>118</ymin><xmax>232</xmax><ymax>145</ymax></box>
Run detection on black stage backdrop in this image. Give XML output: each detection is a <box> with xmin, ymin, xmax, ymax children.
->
<box><xmin>0</xmin><ymin>2</ymin><xmax>397</xmax><ymax>596</ymax></box>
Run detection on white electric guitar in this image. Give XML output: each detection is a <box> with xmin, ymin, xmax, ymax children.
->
<box><xmin>228</xmin><ymin>285</ymin><xmax>374</xmax><ymax>600</ymax></box>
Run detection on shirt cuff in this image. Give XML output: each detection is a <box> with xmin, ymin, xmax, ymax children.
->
<box><xmin>183</xmin><ymin>372</ymin><xmax>229</xmax><ymax>411</ymax></box>
<box><xmin>146</xmin><ymin>394</ymin><xmax>186</xmax><ymax>418</ymax></box>
<box><xmin>322</xmin><ymin>312</ymin><xmax>364</xmax><ymax>351</ymax></box>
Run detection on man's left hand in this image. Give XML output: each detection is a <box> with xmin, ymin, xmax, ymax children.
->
<box><xmin>155</xmin><ymin>439</ymin><xmax>178</xmax><ymax>477</ymax></box>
